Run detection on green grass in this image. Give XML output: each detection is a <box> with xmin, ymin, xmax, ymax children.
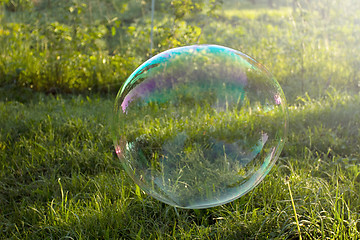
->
<box><xmin>0</xmin><ymin>0</ymin><xmax>359</xmax><ymax>239</ymax></box>
<box><xmin>0</xmin><ymin>90</ymin><xmax>359</xmax><ymax>239</ymax></box>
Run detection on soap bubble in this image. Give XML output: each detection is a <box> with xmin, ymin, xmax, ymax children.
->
<box><xmin>112</xmin><ymin>45</ymin><xmax>288</xmax><ymax>209</ymax></box>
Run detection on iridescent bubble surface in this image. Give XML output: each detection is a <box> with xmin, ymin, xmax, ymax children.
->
<box><xmin>112</xmin><ymin>45</ymin><xmax>288</xmax><ymax>209</ymax></box>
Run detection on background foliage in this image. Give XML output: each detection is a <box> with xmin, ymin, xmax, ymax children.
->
<box><xmin>0</xmin><ymin>0</ymin><xmax>359</xmax><ymax>101</ymax></box>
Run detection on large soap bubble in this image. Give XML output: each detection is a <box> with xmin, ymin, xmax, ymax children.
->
<box><xmin>112</xmin><ymin>45</ymin><xmax>288</xmax><ymax>209</ymax></box>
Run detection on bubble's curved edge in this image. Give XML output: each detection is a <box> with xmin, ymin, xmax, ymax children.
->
<box><xmin>112</xmin><ymin>139</ymin><xmax>183</xmax><ymax>208</ymax></box>
<box><xmin>179</xmin><ymin>76</ymin><xmax>289</xmax><ymax>210</ymax></box>
<box><xmin>115</xmin><ymin>44</ymin><xmax>259</xmax><ymax>108</ymax></box>
<box><xmin>117</xmin><ymin>44</ymin><xmax>260</xmax><ymax>97</ymax></box>
<box><xmin>112</xmin><ymin>44</ymin><xmax>289</xmax><ymax>209</ymax></box>
<box><xmin>178</xmin><ymin>140</ymin><xmax>288</xmax><ymax>209</ymax></box>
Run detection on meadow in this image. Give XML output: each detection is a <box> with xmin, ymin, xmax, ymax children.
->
<box><xmin>0</xmin><ymin>0</ymin><xmax>359</xmax><ymax>239</ymax></box>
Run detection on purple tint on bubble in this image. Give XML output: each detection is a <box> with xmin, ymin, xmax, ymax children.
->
<box><xmin>274</xmin><ymin>94</ymin><xmax>282</xmax><ymax>105</ymax></box>
<box><xmin>121</xmin><ymin>94</ymin><xmax>133</xmax><ymax>113</ymax></box>
<box><xmin>121</xmin><ymin>78</ymin><xmax>158</xmax><ymax>112</ymax></box>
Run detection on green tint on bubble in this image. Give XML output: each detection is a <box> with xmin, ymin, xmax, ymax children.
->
<box><xmin>112</xmin><ymin>45</ymin><xmax>288</xmax><ymax>209</ymax></box>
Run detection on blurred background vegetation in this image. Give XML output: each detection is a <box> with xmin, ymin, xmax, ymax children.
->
<box><xmin>0</xmin><ymin>0</ymin><xmax>359</xmax><ymax>102</ymax></box>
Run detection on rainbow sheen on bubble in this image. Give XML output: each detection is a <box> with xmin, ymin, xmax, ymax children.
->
<box><xmin>112</xmin><ymin>45</ymin><xmax>288</xmax><ymax>209</ymax></box>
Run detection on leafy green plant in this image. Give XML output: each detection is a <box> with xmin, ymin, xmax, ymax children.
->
<box><xmin>2</xmin><ymin>0</ymin><xmax>33</xmax><ymax>12</ymax></box>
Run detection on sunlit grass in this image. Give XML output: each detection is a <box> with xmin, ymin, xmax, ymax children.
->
<box><xmin>0</xmin><ymin>90</ymin><xmax>359</xmax><ymax>239</ymax></box>
<box><xmin>223</xmin><ymin>7</ymin><xmax>292</xmax><ymax>20</ymax></box>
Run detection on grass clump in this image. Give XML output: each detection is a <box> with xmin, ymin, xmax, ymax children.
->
<box><xmin>1</xmin><ymin>90</ymin><xmax>359</xmax><ymax>239</ymax></box>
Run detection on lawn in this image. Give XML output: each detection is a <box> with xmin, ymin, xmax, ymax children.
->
<box><xmin>0</xmin><ymin>0</ymin><xmax>359</xmax><ymax>239</ymax></box>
